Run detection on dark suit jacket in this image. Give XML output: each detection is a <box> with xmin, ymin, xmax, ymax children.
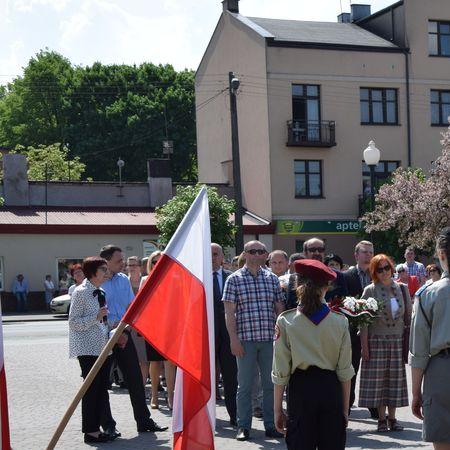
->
<box><xmin>343</xmin><ymin>266</ymin><xmax>364</xmax><ymax>297</ymax></box>
<box><xmin>214</xmin><ymin>269</ymin><xmax>232</xmax><ymax>338</ymax></box>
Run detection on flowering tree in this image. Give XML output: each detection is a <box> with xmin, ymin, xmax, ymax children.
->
<box><xmin>363</xmin><ymin>127</ymin><xmax>450</xmax><ymax>252</ymax></box>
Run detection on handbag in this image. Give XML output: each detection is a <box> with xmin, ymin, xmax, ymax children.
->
<box><xmin>399</xmin><ymin>283</ymin><xmax>410</xmax><ymax>364</ymax></box>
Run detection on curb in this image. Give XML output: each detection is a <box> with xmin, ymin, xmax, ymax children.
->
<box><xmin>3</xmin><ymin>315</ymin><xmax>67</xmax><ymax>324</ymax></box>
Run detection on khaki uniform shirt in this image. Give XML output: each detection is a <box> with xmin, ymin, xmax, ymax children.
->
<box><xmin>272</xmin><ymin>302</ymin><xmax>355</xmax><ymax>385</ymax></box>
<box><xmin>409</xmin><ymin>271</ymin><xmax>450</xmax><ymax>370</ymax></box>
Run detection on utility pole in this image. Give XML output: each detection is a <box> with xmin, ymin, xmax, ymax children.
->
<box><xmin>229</xmin><ymin>71</ymin><xmax>244</xmax><ymax>254</ymax></box>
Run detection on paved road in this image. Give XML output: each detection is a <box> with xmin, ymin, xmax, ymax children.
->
<box><xmin>3</xmin><ymin>320</ymin><xmax>432</xmax><ymax>449</ymax></box>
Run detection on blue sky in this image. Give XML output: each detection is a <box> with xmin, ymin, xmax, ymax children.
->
<box><xmin>0</xmin><ymin>0</ymin><xmax>396</xmax><ymax>84</ymax></box>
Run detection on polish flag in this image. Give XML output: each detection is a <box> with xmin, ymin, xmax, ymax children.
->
<box><xmin>123</xmin><ymin>186</ymin><xmax>215</xmax><ymax>450</ymax></box>
<box><xmin>0</xmin><ymin>304</ymin><xmax>11</xmax><ymax>450</ymax></box>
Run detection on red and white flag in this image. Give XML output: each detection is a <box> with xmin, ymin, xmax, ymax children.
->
<box><xmin>123</xmin><ymin>186</ymin><xmax>215</xmax><ymax>450</ymax></box>
<box><xmin>0</xmin><ymin>304</ymin><xmax>11</xmax><ymax>450</ymax></box>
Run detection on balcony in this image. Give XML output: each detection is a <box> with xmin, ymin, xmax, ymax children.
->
<box><xmin>287</xmin><ymin>120</ymin><xmax>336</xmax><ymax>147</ymax></box>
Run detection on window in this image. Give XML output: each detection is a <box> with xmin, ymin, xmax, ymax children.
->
<box><xmin>362</xmin><ymin>160</ymin><xmax>400</xmax><ymax>194</ymax></box>
<box><xmin>431</xmin><ymin>90</ymin><xmax>450</xmax><ymax>126</ymax></box>
<box><xmin>360</xmin><ymin>88</ymin><xmax>398</xmax><ymax>125</ymax></box>
<box><xmin>57</xmin><ymin>258</ymin><xmax>84</xmax><ymax>294</ymax></box>
<box><xmin>294</xmin><ymin>160</ymin><xmax>322</xmax><ymax>198</ymax></box>
<box><xmin>429</xmin><ymin>20</ymin><xmax>450</xmax><ymax>56</ymax></box>
<box><xmin>292</xmin><ymin>84</ymin><xmax>321</xmax><ymax>140</ymax></box>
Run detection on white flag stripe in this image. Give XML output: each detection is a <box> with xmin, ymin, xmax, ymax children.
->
<box><xmin>164</xmin><ymin>187</ymin><xmax>216</xmax><ymax>433</ymax></box>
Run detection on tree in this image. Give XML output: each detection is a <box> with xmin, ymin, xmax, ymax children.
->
<box><xmin>0</xmin><ymin>50</ymin><xmax>73</xmax><ymax>148</ymax></box>
<box><xmin>13</xmin><ymin>143</ymin><xmax>87</xmax><ymax>181</ymax></box>
<box><xmin>156</xmin><ymin>185</ymin><xmax>237</xmax><ymax>249</ymax></box>
<box><xmin>363</xmin><ymin>128</ymin><xmax>450</xmax><ymax>252</ymax></box>
<box><xmin>0</xmin><ymin>51</ymin><xmax>197</xmax><ymax>182</ymax></box>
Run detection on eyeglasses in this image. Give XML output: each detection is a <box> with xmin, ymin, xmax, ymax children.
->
<box><xmin>307</xmin><ymin>247</ymin><xmax>325</xmax><ymax>253</ymax></box>
<box><xmin>376</xmin><ymin>265</ymin><xmax>391</xmax><ymax>274</ymax></box>
<box><xmin>428</xmin><ymin>269</ymin><xmax>438</xmax><ymax>273</ymax></box>
<box><xmin>246</xmin><ymin>249</ymin><xmax>266</xmax><ymax>255</ymax></box>
<box><xmin>98</xmin><ymin>266</ymin><xmax>108</xmax><ymax>273</ymax></box>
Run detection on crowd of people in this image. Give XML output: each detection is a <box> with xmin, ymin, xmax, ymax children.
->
<box><xmin>63</xmin><ymin>231</ymin><xmax>450</xmax><ymax>449</ymax></box>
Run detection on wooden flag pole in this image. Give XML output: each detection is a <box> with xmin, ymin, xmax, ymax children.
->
<box><xmin>46</xmin><ymin>321</ymin><xmax>128</xmax><ymax>450</ymax></box>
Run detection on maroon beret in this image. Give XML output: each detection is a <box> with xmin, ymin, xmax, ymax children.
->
<box><xmin>294</xmin><ymin>259</ymin><xmax>337</xmax><ymax>284</ymax></box>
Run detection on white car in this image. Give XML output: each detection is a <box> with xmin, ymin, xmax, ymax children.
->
<box><xmin>50</xmin><ymin>294</ymin><xmax>71</xmax><ymax>314</ymax></box>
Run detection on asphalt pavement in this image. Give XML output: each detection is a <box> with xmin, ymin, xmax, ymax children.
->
<box><xmin>2</xmin><ymin>319</ymin><xmax>433</xmax><ymax>450</ymax></box>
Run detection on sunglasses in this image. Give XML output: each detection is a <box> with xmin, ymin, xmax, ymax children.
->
<box><xmin>307</xmin><ymin>247</ymin><xmax>325</xmax><ymax>253</ymax></box>
<box><xmin>376</xmin><ymin>265</ymin><xmax>391</xmax><ymax>274</ymax></box>
<box><xmin>246</xmin><ymin>249</ymin><xmax>266</xmax><ymax>255</ymax></box>
<box><xmin>428</xmin><ymin>269</ymin><xmax>438</xmax><ymax>273</ymax></box>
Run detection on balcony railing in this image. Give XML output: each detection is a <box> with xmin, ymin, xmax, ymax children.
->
<box><xmin>287</xmin><ymin>120</ymin><xmax>336</xmax><ymax>147</ymax></box>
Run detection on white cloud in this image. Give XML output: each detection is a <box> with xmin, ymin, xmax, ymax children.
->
<box><xmin>0</xmin><ymin>40</ymin><xmax>25</xmax><ymax>83</ymax></box>
<box><xmin>59</xmin><ymin>1</ymin><xmax>92</xmax><ymax>52</ymax></box>
<box><xmin>13</xmin><ymin>0</ymin><xmax>72</xmax><ymax>12</ymax></box>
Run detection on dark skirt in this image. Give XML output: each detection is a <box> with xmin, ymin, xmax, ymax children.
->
<box><xmin>286</xmin><ymin>367</ymin><xmax>346</xmax><ymax>450</ymax></box>
<box><xmin>146</xmin><ymin>342</ymin><xmax>165</xmax><ymax>362</ymax></box>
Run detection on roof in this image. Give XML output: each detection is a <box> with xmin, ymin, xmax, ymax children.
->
<box><xmin>0</xmin><ymin>207</ymin><xmax>273</xmax><ymax>234</ymax></box>
<box><xmin>239</xmin><ymin>15</ymin><xmax>399</xmax><ymax>49</ymax></box>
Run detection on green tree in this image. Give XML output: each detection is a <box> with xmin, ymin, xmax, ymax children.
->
<box><xmin>13</xmin><ymin>143</ymin><xmax>86</xmax><ymax>181</ymax></box>
<box><xmin>156</xmin><ymin>185</ymin><xmax>236</xmax><ymax>249</ymax></box>
<box><xmin>65</xmin><ymin>63</ymin><xmax>196</xmax><ymax>182</ymax></box>
<box><xmin>0</xmin><ymin>51</ymin><xmax>197</xmax><ymax>182</ymax></box>
<box><xmin>0</xmin><ymin>50</ymin><xmax>73</xmax><ymax>147</ymax></box>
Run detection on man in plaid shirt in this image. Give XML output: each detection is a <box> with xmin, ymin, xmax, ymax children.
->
<box><xmin>404</xmin><ymin>246</ymin><xmax>426</xmax><ymax>286</ymax></box>
<box><xmin>223</xmin><ymin>240</ymin><xmax>285</xmax><ymax>442</ymax></box>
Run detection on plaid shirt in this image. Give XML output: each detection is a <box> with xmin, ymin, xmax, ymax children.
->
<box><xmin>222</xmin><ymin>266</ymin><xmax>284</xmax><ymax>342</ymax></box>
<box><xmin>406</xmin><ymin>261</ymin><xmax>426</xmax><ymax>280</ymax></box>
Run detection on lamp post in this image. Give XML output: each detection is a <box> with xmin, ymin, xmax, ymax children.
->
<box><xmin>117</xmin><ymin>157</ymin><xmax>125</xmax><ymax>197</ymax></box>
<box><xmin>363</xmin><ymin>140</ymin><xmax>381</xmax><ymax>211</ymax></box>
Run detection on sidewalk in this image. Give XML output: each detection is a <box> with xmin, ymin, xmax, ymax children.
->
<box><xmin>2</xmin><ymin>312</ymin><xmax>66</xmax><ymax>323</ymax></box>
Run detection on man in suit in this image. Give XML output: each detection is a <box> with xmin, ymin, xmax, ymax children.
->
<box><xmin>211</xmin><ymin>243</ymin><xmax>237</xmax><ymax>426</ymax></box>
<box><xmin>343</xmin><ymin>240</ymin><xmax>378</xmax><ymax>419</ymax></box>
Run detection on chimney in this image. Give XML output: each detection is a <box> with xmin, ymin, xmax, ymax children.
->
<box><xmin>2</xmin><ymin>153</ymin><xmax>29</xmax><ymax>206</ymax></box>
<box><xmin>222</xmin><ymin>0</ymin><xmax>239</xmax><ymax>13</ymax></box>
<box><xmin>337</xmin><ymin>12</ymin><xmax>351</xmax><ymax>23</ymax></box>
<box><xmin>147</xmin><ymin>159</ymin><xmax>172</xmax><ymax>208</ymax></box>
<box><xmin>351</xmin><ymin>4</ymin><xmax>371</xmax><ymax>22</ymax></box>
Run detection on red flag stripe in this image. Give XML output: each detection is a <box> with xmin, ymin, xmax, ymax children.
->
<box><xmin>123</xmin><ymin>254</ymin><xmax>213</xmax><ymax>448</ymax></box>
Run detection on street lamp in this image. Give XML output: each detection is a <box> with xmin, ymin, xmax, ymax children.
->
<box><xmin>117</xmin><ymin>157</ymin><xmax>125</xmax><ymax>197</ymax></box>
<box><xmin>363</xmin><ymin>140</ymin><xmax>381</xmax><ymax>211</ymax></box>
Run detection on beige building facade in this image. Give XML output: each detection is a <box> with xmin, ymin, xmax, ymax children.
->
<box><xmin>196</xmin><ymin>0</ymin><xmax>450</xmax><ymax>263</ymax></box>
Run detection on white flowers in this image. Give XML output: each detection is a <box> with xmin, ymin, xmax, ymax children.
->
<box><xmin>365</xmin><ymin>297</ymin><xmax>379</xmax><ymax>312</ymax></box>
<box><xmin>343</xmin><ymin>297</ymin><xmax>357</xmax><ymax>312</ymax></box>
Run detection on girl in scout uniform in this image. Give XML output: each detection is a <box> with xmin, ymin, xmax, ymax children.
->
<box><xmin>410</xmin><ymin>227</ymin><xmax>450</xmax><ymax>449</ymax></box>
<box><xmin>272</xmin><ymin>259</ymin><xmax>354</xmax><ymax>450</ymax></box>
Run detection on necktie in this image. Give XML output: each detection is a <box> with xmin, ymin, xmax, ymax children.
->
<box><xmin>213</xmin><ymin>272</ymin><xmax>221</xmax><ymax>303</ymax></box>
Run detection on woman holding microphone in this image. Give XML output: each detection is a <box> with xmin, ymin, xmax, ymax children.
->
<box><xmin>272</xmin><ymin>259</ymin><xmax>354</xmax><ymax>450</ymax></box>
<box><xmin>69</xmin><ymin>256</ymin><xmax>116</xmax><ymax>444</ymax></box>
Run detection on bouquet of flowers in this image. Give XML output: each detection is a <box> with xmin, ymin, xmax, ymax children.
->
<box><xmin>330</xmin><ymin>296</ymin><xmax>382</xmax><ymax>328</ymax></box>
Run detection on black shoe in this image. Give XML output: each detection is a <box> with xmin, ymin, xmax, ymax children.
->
<box><xmin>84</xmin><ymin>433</ymin><xmax>109</xmax><ymax>443</ymax></box>
<box><xmin>102</xmin><ymin>427</ymin><xmax>121</xmax><ymax>440</ymax></box>
<box><xmin>137</xmin><ymin>419</ymin><xmax>169</xmax><ymax>433</ymax></box>
<box><xmin>265</xmin><ymin>428</ymin><xmax>284</xmax><ymax>438</ymax></box>
<box><xmin>229</xmin><ymin>418</ymin><xmax>237</xmax><ymax>427</ymax></box>
<box><xmin>236</xmin><ymin>428</ymin><xmax>250</xmax><ymax>441</ymax></box>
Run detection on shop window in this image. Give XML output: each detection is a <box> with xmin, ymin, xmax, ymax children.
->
<box><xmin>57</xmin><ymin>258</ymin><xmax>84</xmax><ymax>294</ymax></box>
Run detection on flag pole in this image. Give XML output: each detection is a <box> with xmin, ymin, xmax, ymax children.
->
<box><xmin>46</xmin><ymin>321</ymin><xmax>128</xmax><ymax>450</ymax></box>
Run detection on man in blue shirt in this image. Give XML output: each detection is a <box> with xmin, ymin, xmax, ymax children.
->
<box><xmin>100</xmin><ymin>245</ymin><xmax>167</xmax><ymax>436</ymax></box>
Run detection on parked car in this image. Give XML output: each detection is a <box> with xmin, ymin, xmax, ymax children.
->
<box><xmin>50</xmin><ymin>293</ymin><xmax>71</xmax><ymax>314</ymax></box>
